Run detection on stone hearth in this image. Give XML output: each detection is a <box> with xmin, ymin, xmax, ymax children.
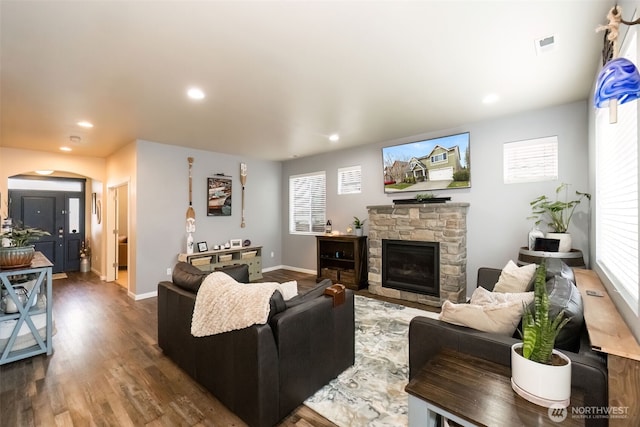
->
<box><xmin>367</xmin><ymin>203</ymin><xmax>469</xmax><ymax>307</ymax></box>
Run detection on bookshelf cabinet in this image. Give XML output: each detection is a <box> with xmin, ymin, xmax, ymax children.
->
<box><xmin>316</xmin><ymin>235</ymin><xmax>367</xmax><ymax>290</ymax></box>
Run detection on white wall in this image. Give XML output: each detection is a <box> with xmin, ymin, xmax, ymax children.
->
<box><xmin>134</xmin><ymin>140</ymin><xmax>282</xmax><ymax>296</ymax></box>
<box><xmin>281</xmin><ymin>101</ymin><xmax>590</xmax><ymax>297</ymax></box>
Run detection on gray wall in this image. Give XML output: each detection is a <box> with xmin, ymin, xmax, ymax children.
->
<box><xmin>135</xmin><ymin>140</ymin><xmax>282</xmax><ymax>295</ymax></box>
<box><xmin>281</xmin><ymin>101</ymin><xmax>590</xmax><ymax>296</ymax></box>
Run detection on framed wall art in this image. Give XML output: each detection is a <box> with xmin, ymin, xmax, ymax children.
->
<box><xmin>197</xmin><ymin>241</ymin><xmax>209</xmax><ymax>252</ymax></box>
<box><xmin>207</xmin><ymin>175</ymin><xmax>232</xmax><ymax>216</ymax></box>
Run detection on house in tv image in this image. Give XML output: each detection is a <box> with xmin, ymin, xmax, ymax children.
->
<box><xmin>383</xmin><ymin>132</ymin><xmax>470</xmax><ymax>193</ymax></box>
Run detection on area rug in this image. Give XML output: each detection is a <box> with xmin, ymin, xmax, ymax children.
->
<box><xmin>304</xmin><ymin>295</ymin><xmax>440</xmax><ymax>427</ymax></box>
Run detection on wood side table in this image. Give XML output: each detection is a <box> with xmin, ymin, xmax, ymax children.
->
<box><xmin>406</xmin><ymin>348</ymin><xmax>585</xmax><ymax>427</ymax></box>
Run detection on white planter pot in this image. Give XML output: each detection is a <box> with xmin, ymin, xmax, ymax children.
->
<box><xmin>354</xmin><ymin>228</ymin><xmax>363</xmax><ymax>236</ymax></box>
<box><xmin>511</xmin><ymin>343</ymin><xmax>572</xmax><ymax>407</ymax></box>
<box><xmin>545</xmin><ymin>232</ymin><xmax>572</xmax><ymax>253</ymax></box>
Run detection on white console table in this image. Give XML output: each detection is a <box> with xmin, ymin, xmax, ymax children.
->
<box><xmin>0</xmin><ymin>252</ymin><xmax>53</xmax><ymax>365</ymax></box>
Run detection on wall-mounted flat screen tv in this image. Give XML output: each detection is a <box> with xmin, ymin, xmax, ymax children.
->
<box><xmin>382</xmin><ymin>132</ymin><xmax>470</xmax><ymax>193</ymax></box>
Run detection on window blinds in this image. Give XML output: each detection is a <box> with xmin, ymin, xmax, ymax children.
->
<box><xmin>338</xmin><ymin>166</ymin><xmax>362</xmax><ymax>195</ymax></box>
<box><xmin>289</xmin><ymin>172</ymin><xmax>326</xmax><ymax>234</ymax></box>
<box><xmin>503</xmin><ymin>136</ymin><xmax>558</xmax><ymax>184</ymax></box>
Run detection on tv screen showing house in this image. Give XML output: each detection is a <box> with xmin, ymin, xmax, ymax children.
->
<box><xmin>382</xmin><ymin>132</ymin><xmax>470</xmax><ymax>193</ymax></box>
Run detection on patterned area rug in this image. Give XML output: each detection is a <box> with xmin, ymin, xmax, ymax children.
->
<box><xmin>304</xmin><ymin>295</ymin><xmax>440</xmax><ymax>427</ymax></box>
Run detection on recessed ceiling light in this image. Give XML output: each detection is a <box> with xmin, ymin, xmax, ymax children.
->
<box><xmin>77</xmin><ymin>121</ymin><xmax>93</xmax><ymax>128</ymax></box>
<box><xmin>482</xmin><ymin>94</ymin><xmax>499</xmax><ymax>104</ymax></box>
<box><xmin>329</xmin><ymin>134</ymin><xmax>340</xmax><ymax>142</ymax></box>
<box><xmin>35</xmin><ymin>170</ymin><xmax>54</xmax><ymax>175</ymax></box>
<box><xmin>60</xmin><ymin>146</ymin><xmax>72</xmax><ymax>152</ymax></box>
<box><xmin>187</xmin><ymin>87</ymin><xmax>205</xmax><ymax>100</ymax></box>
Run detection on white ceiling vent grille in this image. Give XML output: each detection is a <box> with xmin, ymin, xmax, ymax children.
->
<box><xmin>535</xmin><ymin>34</ymin><xmax>556</xmax><ymax>55</ymax></box>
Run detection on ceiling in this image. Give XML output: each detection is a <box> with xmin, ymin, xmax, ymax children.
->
<box><xmin>0</xmin><ymin>1</ymin><xmax>614</xmax><ymax>161</ymax></box>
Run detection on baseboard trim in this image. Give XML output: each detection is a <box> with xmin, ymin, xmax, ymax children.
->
<box><xmin>266</xmin><ymin>265</ymin><xmax>316</xmax><ymax>275</ymax></box>
<box><xmin>131</xmin><ymin>290</ymin><xmax>157</xmax><ymax>300</ymax></box>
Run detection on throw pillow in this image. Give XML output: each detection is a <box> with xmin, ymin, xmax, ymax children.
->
<box><xmin>439</xmin><ymin>298</ymin><xmax>532</xmax><ymax>336</ymax></box>
<box><xmin>493</xmin><ymin>260</ymin><xmax>537</xmax><ymax>293</ymax></box>
<box><xmin>470</xmin><ymin>286</ymin><xmax>534</xmax><ymax>306</ymax></box>
<box><xmin>250</xmin><ymin>281</ymin><xmax>298</xmax><ymax>301</ymax></box>
<box><xmin>277</xmin><ymin>281</ymin><xmax>298</xmax><ymax>301</ymax></box>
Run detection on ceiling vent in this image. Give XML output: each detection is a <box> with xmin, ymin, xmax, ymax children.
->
<box><xmin>535</xmin><ymin>34</ymin><xmax>556</xmax><ymax>55</ymax></box>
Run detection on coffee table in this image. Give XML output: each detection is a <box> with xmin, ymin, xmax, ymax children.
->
<box><xmin>405</xmin><ymin>348</ymin><xmax>585</xmax><ymax>426</ymax></box>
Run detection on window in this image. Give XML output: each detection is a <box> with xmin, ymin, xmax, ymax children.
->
<box><xmin>594</xmin><ymin>27</ymin><xmax>639</xmax><ymax>313</ymax></box>
<box><xmin>430</xmin><ymin>152</ymin><xmax>447</xmax><ymax>163</ymax></box>
<box><xmin>338</xmin><ymin>166</ymin><xmax>362</xmax><ymax>195</ymax></box>
<box><xmin>289</xmin><ymin>172</ymin><xmax>326</xmax><ymax>234</ymax></box>
<box><xmin>503</xmin><ymin>136</ymin><xmax>558</xmax><ymax>184</ymax></box>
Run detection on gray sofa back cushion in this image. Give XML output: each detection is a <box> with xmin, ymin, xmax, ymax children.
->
<box><xmin>172</xmin><ymin>262</ymin><xmax>250</xmax><ymax>293</ymax></box>
<box><xmin>172</xmin><ymin>262</ymin><xmax>209</xmax><ymax>293</ymax></box>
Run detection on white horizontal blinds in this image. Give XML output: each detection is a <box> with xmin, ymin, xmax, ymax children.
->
<box><xmin>338</xmin><ymin>165</ymin><xmax>362</xmax><ymax>195</ymax></box>
<box><xmin>289</xmin><ymin>172</ymin><xmax>326</xmax><ymax>234</ymax></box>
<box><xmin>503</xmin><ymin>136</ymin><xmax>558</xmax><ymax>184</ymax></box>
<box><xmin>596</xmin><ymin>86</ymin><xmax>639</xmax><ymax>306</ymax></box>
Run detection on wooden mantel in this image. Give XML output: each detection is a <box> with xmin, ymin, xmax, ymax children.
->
<box><xmin>574</xmin><ymin>269</ymin><xmax>640</xmax><ymax>427</ymax></box>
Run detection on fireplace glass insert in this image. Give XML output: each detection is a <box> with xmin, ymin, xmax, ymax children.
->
<box><xmin>382</xmin><ymin>239</ymin><xmax>439</xmax><ymax>297</ymax></box>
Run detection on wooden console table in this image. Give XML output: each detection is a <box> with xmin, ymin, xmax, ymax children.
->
<box><xmin>178</xmin><ymin>246</ymin><xmax>262</xmax><ymax>281</ymax></box>
<box><xmin>574</xmin><ymin>269</ymin><xmax>640</xmax><ymax>427</ymax></box>
<box><xmin>0</xmin><ymin>252</ymin><xmax>53</xmax><ymax>365</ymax></box>
<box><xmin>406</xmin><ymin>348</ymin><xmax>585</xmax><ymax>426</ymax></box>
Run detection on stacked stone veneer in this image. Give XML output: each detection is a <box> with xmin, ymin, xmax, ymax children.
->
<box><xmin>367</xmin><ymin>203</ymin><xmax>469</xmax><ymax>307</ymax></box>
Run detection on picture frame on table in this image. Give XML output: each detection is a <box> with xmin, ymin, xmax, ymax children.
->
<box><xmin>230</xmin><ymin>239</ymin><xmax>242</xmax><ymax>248</ymax></box>
<box><xmin>197</xmin><ymin>241</ymin><xmax>209</xmax><ymax>252</ymax></box>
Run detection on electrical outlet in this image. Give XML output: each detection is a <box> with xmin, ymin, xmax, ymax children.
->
<box><xmin>166</xmin><ymin>267</ymin><xmax>172</xmax><ymax>275</ymax></box>
<box><xmin>270</xmin><ymin>251</ymin><xmax>275</xmax><ymax>258</ymax></box>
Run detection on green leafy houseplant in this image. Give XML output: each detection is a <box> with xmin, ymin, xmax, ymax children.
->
<box><xmin>529</xmin><ymin>183</ymin><xmax>591</xmax><ymax>233</ymax></box>
<box><xmin>521</xmin><ymin>262</ymin><xmax>570</xmax><ymax>364</ymax></box>
<box><xmin>353</xmin><ymin>216</ymin><xmax>366</xmax><ymax>229</ymax></box>
<box><xmin>1</xmin><ymin>225</ymin><xmax>50</xmax><ymax>247</ymax></box>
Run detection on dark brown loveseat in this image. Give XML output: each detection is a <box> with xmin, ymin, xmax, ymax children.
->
<box><xmin>408</xmin><ymin>264</ymin><xmax>609</xmax><ymax>427</ymax></box>
<box><xmin>158</xmin><ymin>263</ymin><xmax>355</xmax><ymax>427</ymax></box>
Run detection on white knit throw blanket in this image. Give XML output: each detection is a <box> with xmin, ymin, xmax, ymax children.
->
<box><xmin>191</xmin><ymin>272</ymin><xmax>281</xmax><ymax>337</ymax></box>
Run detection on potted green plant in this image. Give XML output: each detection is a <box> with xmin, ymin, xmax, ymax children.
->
<box><xmin>0</xmin><ymin>224</ymin><xmax>50</xmax><ymax>268</ymax></box>
<box><xmin>353</xmin><ymin>217</ymin><xmax>366</xmax><ymax>236</ymax></box>
<box><xmin>529</xmin><ymin>183</ymin><xmax>591</xmax><ymax>252</ymax></box>
<box><xmin>511</xmin><ymin>262</ymin><xmax>572</xmax><ymax>407</ymax></box>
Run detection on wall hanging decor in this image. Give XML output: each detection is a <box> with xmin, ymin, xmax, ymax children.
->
<box><xmin>595</xmin><ymin>6</ymin><xmax>640</xmax><ymax>123</ymax></box>
<box><xmin>240</xmin><ymin>162</ymin><xmax>247</xmax><ymax>227</ymax></box>
<box><xmin>207</xmin><ymin>174</ymin><xmax>232</xmax><ymax>216</ymax></box>
<box><xmin>186</xmin><ymin>157</ymin><xmax>196</xmax><ymax>254</ymax></box>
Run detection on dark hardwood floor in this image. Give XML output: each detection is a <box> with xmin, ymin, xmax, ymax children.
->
<box><xmin>0</xmin><ymin>269</ymin><xmax>437</xmax><ymax>426</ymax></box>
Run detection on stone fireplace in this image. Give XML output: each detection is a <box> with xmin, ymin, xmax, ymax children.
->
<box><xmin>367</xmin><ymin>203</ymin><xmax>469</xmax><ymax>307</ymax></box>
